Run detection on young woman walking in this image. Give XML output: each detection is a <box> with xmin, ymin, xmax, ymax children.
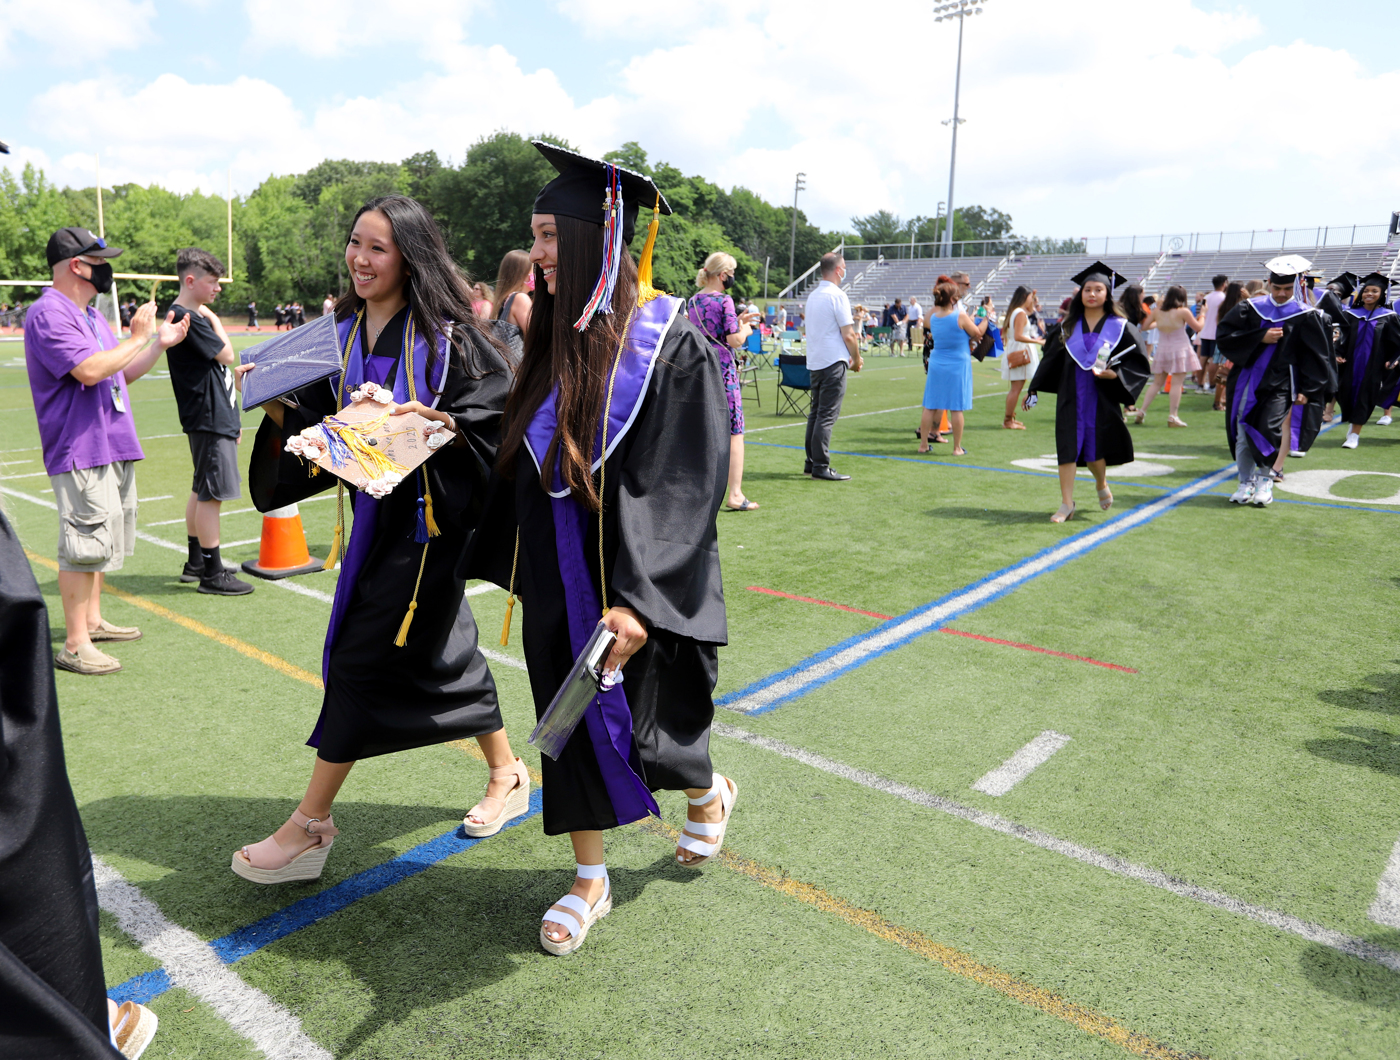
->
<box><xmin>918</xmin><ymin>277</ymin><xmax>983</xmax><ymax>455</ymax></box>
<box><xmin>1026</xmin><ymin>262</ymin><xmax>1150</xmax><ymax>522</ymax></box>
<box><xmin>467</xmin><ymin>143</ymin><xmax>733</xmax><ymax>955</ymax></box>
<box><xmin>1133</xmin><ymin>285</ymin><xmax>1204</xmax><ymax>427</ymax></box>
<box><xmin>231</xmin><ymin>196</ymin><xmax>529</xmax><ymax>885</ymax></box>
<box><xmin>1000</xmin><ymin>285</ymin><xmax>1043</xmax><ymax>428</ymax></box>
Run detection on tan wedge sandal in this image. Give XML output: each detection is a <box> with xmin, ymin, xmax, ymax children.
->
<box><xmin>231</xmin><ymin>809</ymin><xmax>338</xmax><ymax>885</ymax></box>
<box><xmin>540</xmin><ymin>863</ymin><xmax>612</xmax><ymax>956</ymax></box>
<box><xmin>462</xmin><ymin>756</ymin><xmax>530</xmax><ymax>838</ymax></box>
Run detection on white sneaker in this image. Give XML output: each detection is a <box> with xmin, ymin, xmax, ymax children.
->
<box><xmin>1228</xmin><ymin>481</ymin><xmax>1255</xmax><ymax>504</ymax></box>
<box><xmin>1288</xmin><ymin>449</ymin><xmax>1305</xmax><ymax>458</ymax></box>
<box><xmin>1342</xmin><ymin>432</ymin><xmax>1360</xmax><ymax>449</ymax></box>
<box><xmin>1251</xmin><ymin>478</ymin><xmax>1273</xmax><ymax>506</ymax></box>
<box><xmin>1377</xmin><ymin>415</ymin><xmax>1393</xmax><ymax>426</ymax></box>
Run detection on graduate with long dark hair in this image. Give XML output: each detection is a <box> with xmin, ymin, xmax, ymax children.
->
<box><xmin>467</xmin><ymin>143</ymin><xmax>732</xmax><ymax>955</ymax></box>
<box><xmin>1335</xmin><ymin>272</ymin><xmax>1400</xmax><ymax>450</ymax></box>
<box><xmin>1024</xmin><ymin>262</ymin><xmax>1149</xmax><ymax>523</ymax></box>
<box><xmin>231</xmin><ymin>196</ymin><xmax>529</xmax><ymax>885</ymax></box>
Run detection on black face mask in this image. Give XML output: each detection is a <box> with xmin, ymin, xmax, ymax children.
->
<box><xmin>721</xmin><ymin>274</ymin><xmax>735</xmax><ymax>290</ymax></box>
<box><xmin>84</xmin><ymin>261</ymin><xmax>114</xmax><ymax>294</ymax></box>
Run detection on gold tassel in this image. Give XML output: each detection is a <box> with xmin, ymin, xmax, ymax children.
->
<box><xmin>394</xmin><ymin>600</ymin><xmax>416</xmax><ymax>647</ymax></box>
<box><xmin>322</xmin><ymin>520</ymin><xmax>342</xmax><ymax>570</ymax></box>
<box><xmin>636</xmin><ymin>192</ymin><xmax>662</xmax><ymax>305</ymax></box>
<box><xmin>422</xmin><ymin>483</ymin><xmax>441</xmax><ymax>537</ymax></box>
<box><xmin>499</xmin><ymin>594</ymin><xmax>516</xmax><ymax>647</ymax></box>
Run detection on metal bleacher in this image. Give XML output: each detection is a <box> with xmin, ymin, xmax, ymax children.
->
<box><xmin>823</xmin><ymin>240</ymin><xmax>1397</xmax><ymax>314</ymax></box>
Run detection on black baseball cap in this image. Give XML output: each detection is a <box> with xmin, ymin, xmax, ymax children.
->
<box><xmin>46</xmin><ymin>227</ymin><xmax>123</xmax><ymax>268</ymax></box>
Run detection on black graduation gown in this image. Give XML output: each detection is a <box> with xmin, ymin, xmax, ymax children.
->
<box><xmin>1029</xmin><ymin>317</ymin><xmax>1150</xmax><ymax>468</ymax></box>
<box><xmin>1336</xmin><ymin>308</ymin><xmax>1400</xmax><ymax>426</ymax></box>
<box><xmin>1217</xmin><ymin>300</ymin><xmax>1333</xmax><ymax>463</ymax></box>
<box><xmin>0</xmin><ymin>513</ymin><xmax>116</xmax><ymax>1059</ymax></box>
<box><xmin>466</xmin><ymin>319</ymin><xmax>730</xmax><ymax>835</ymax></box>
<box><xmin>249</xmin><ymin>313</ymin><xmax>509</xmax><ymax>762</ymax></box>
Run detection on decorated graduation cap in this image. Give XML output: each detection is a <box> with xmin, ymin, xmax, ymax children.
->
<box><xmin>1262</xmin><ymin>253</ymin><xmax>1312</xmax><ymax>285</ymax></box>
<box><xmin>1069</xmin><ymin>260</ymin><xmax>1129</xmax><ymax>291</ymax></box>
<box><xmin>532</xmin><ymin>141</ymin><xmax>673</xmax><ymax>330</ymax></box>
<box><xmin>1328</xmin><ymin>271</ymin><xmax>1360</xmax><ymax>297</ymax></box>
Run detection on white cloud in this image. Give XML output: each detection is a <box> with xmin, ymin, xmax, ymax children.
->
<box><xmin>243</xmin><ymin>0</ymin><xmax>486</xmax><ymax>61</ymax></box>
<box><xmin>0</xmin><ymin>0</ymin><xmax>156</xmax><ymax>61</ymax></box>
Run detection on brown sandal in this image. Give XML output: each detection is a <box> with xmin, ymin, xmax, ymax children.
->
<box><xmin>463</xmin><ymin>757</ymin><xmax>531</xmax><ymax>837</ymax></box>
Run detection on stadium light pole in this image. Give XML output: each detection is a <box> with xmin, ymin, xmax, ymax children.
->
<box><xmin>934</xmin><ymin>0</ymin><xmax>988</xmax><ymax>260</ymax></box>
<box><xmin>788</xmin><ymin>172</ymin><xmax>806</xmax><ymax>284</ymax></box>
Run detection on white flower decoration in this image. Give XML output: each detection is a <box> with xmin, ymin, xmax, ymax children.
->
<box><xmin>372</xmin><ymin>389</ymin><xmax>393</xmax><ymax>404</ymax></box>
<box><xmin>423</xmin><ymin>420</ymin><xmax>445</xmax><ymax>433</ymax></box>
<box><xmin>350</xmin><ymin>388</ymin><xmax>367</xmax><ymax>403</ymax></box>
<box><xmin>285</xmin><ymin>435</ymin><xmax>307</xmax><ymax>455</ymax></box>
<box><xmin>426</xmin><ymin>432</ymin><xmax>447</xmax><ymax>450</ymax></box>
<box><xmin>363</xmin><ymin>477</ymin><xmax>396</xmax><ymax>498</ymax></box>
<box><xmin>382</xmin><ymin>471</ymin><xmax>404</xmax><ymax>485</ymax></box>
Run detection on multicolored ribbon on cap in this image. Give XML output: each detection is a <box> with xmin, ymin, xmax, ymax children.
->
<box><xmin>573</xmin><ymin>165</ymin><xmax>625</xmax><ymax>331</ymax></box>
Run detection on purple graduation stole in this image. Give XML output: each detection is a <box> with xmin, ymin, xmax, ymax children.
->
<box><xmin>316</xmin><ymin>316</ymin><xmax>449</xmax><ymax>697</ymax></box>
<box><xmin>522</xmin><ymin>296</ymin><xmax>682</xmax><ymax>825</ymax></box>
<box><xmin>1230</xmin><ymin>345</ymin><xmax>1278</xmax><ymax>459</ymax></box>
<box><xmin>1065</xmin><ymin>317</ymin><xmax>1124</xmax><ymax>461</ymax></box>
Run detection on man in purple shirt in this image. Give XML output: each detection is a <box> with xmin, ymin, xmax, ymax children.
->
<box><xmin>25</xmin><ymin>226</ymin><xmax>189</xmax><ymax>675</ymax></box>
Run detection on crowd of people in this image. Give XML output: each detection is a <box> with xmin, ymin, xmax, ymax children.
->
<box><xmin>797</xmin><ymin>253</ymin><xmax>1394</xmax><ymax>520</ymax></box>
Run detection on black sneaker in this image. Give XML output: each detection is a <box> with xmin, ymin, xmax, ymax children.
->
<box><xmin>198</xmin><ymin>568</ymin><xmax>255</xmax><ymax>596</ymax></box>
<box><xmin>811</xmin><ymin>467</ymin><xmax>851</xmax><ymax>481</ymax></box>
<box><xmin>179</xmin><ymin>560</ymin><xmax>203</xmax><ymax>583</ymax></box>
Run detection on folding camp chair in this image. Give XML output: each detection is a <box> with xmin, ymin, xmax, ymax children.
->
<box><xmin>737</xmin><ymin>351</ymin><xmax>761</xmax><ymax>408</ymax></box>
<box><xmin>775</xmin><ymin>353</ymin><xmax>811</xmax><ymax>416</ymax></box>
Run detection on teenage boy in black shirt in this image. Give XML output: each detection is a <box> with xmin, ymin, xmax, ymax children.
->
<box><xmin>166</xmin><ymin>248</ymin><xmax>254</xmax><ymax>595</ymax></box>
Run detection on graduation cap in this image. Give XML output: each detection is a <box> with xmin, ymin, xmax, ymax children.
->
<box><xmin>1262</xmin><ymin>253</ymin><xmax>1312</xmax><ymax>285</ymax></box>
<box><xmin>533</xmin><ymin>141</ymin><xmax>674</xmax><ymax>330</ymax></box>
<box><xmin>239</xmin><ymin>312</ymin><xmax>344</xmax><ymax>409</ymax></box>
<box><xmin>1357</xmin><ymin>272</ymin><xmax>1394</xmax><ymax>300</ymax></box>
<box><xmin>1328</xmin><ymin>271</ymin><xmax>1360</xmax><ymax>297</ymax></box>
<box><xmin>1069</xmin><ymin>260</ymin><xmax>1129</xmax><ymax>291</ymax></box>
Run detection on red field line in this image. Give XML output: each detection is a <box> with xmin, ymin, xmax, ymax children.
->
<box><xmin>745</xmin><ymin>586</ymin><xmax>1138</xmax><ymax>674</ymax></box>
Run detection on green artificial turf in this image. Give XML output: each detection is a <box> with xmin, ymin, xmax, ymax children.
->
<box><xmin>3</xmin><ymin>335</ymin><xmax>1400</xmax><ymax>1058</ymax></box>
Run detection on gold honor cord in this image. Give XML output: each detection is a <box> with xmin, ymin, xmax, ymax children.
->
<box><xmin>499</xmin><ymin>306</ymin><xmax>636</xmax><ymax>647</ymax></box>
<box><xmin>393</xmin><ymin>314</ymin><xmax>442</xmax><ymax>647</ymax></box>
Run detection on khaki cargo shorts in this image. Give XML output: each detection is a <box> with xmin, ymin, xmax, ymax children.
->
<box><xmin>51</xmin><ymin>460</ymin><xmax>138</xmax><ymax>573</ymax></box>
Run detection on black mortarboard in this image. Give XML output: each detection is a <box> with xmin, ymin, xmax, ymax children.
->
<box><xmin>532</xmin><ymin>141</ymin><xmax>672</xmax><ymax>245</ymax></box>
<box><xmin>1328</xmin><ymin>271</ymin><xmax>1360</xmax><ymax>296</ymax></box>
<box><xmin>1069</xmin><ymin>260</ymin><xmax>1128</xmax><ymax>291</ymax></box>
<box><xmin>1358</xmin><ymin>272</ymin><xmax>1392</xmax><ymax>294</ymax></box>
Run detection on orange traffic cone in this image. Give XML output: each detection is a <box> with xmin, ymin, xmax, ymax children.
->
<box><xmin>241</xmin><ymin>503</ymin><xmax>325</xmax><ymax>580</ymax></box>
<box><xmin>939</xmin><ymin>411</ymin><xmax>951</xmax><ymax>433</ymax></box>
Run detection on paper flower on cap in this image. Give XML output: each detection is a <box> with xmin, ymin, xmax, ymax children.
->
<box><xmin>363</xmin><ymin>476</ymin><xmax>399</xmax><ymax>498</ymax></box>
<box><xmin>372</xmin><ymin>389</ymin><xmax>393</xmax><ymax>404</ymax></box>
<box><xmin>426</xmin><ymin>432</ymin><xmax>448</xmax><ymax>450</ymax></box>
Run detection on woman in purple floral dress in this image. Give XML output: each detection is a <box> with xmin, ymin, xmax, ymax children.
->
<box><xmin>688</xmin><ymin>252</ymin><xmax>760</xmax><ymax>510</ymax></box>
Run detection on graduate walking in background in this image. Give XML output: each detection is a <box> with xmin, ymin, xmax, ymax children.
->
<box><xmin>1335</xmin><ymin>272</ymin><xmax>1400</xmax><ymax>450</ymax></box>
<box><xmin>1025</xmin><ymin>262</ymin><xmax>1150</xmax><ymax>523</ymax></box>
<box><xmin>468</xmin><ymin>144</ymin><xmax>733</xmax><ymax>956</ymax></box>
<box><xmin>231</xmin><ymin>195</ymin><xmax>529</xmax><ymax>885</ymax></box>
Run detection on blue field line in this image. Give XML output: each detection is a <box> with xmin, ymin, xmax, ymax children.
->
<box><xmin>107</xmin><ymin>789</ymin><xmax>542</xmax><ymax>1004</ymax></box>
<box><xmin>718</xmin><ymin>463</ymin><xmax>1237</xmax><ymax>715</ymax></box>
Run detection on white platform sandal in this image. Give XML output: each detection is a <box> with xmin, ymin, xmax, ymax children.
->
<box><xmin>540</xmin><ymin>863</ymin><xmax>612</xmax><ymax>956</ymax></box>
<box><xmin>231</xmin><ymin>809</ymin><xmax>339</xmax><ymax>884</ymax></box>
<box><xmin>463</xmin><ymin>757</ymin><xmax>530</xmax><ymax>838</ymax></box>
<box><xmin>676</xmin><ymin>773</ymin><xmax>738</xmax><ymax>868</ymax></box>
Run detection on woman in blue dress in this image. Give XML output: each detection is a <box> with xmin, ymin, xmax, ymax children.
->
<box><xmin>919</xmin><ymin>277</ymin><xmax>983</xmax><ymax>455</ymax></box>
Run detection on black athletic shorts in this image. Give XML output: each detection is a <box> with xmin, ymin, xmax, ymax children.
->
<box><xmin>187</xmin><ymin>431</ymin><xmax>241</xmax><ymax>502</ymax></box>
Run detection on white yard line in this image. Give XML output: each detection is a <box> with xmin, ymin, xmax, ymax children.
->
<box><xmin>745</xmin><ymin>390</ymin><xmax>1008</xmax><ymax>434</ymax></box>
<box><xmin>0</xmin><ymin>471</ymin><xmax>47</xmax><ymax>480</ymax></box>
<box><xmin>971</xmin><ymin>731</ymin><xmax>1071</xmax><ymax>796</ymax></box>
<box><xmin>715</xmin><ymin>722</ymin><xmax>1400</xmax><ymax>975</ymax></box>
<box><xmin>465</xmin><ymin>583</ymin><xmax>499</xmax><ymax>597</ymax></box>
<box><xmin>138</xmin><ymin>495</ymin><xmax>173</xmax><ymax>502</ymax></box>
<box><xmin>1369</xmin><ymin>836</ymin><xmax>1400</xmax><ymax>928</ymax></box>
<box><xmin>222</xmin><ymin>537</ymin><xmax>263</xmax><ymax>548</ymax></box>
<box><xmin>94</xmin><ymin>857</ymin><xmax>332</xmax><ymax>1060</ymax></box>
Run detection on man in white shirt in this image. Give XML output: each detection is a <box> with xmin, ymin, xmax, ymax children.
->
<box><xmin>907</xmin><ymin>295</ymin><xmax>924</xmax><ymax>354</ymax></box>
<box><xmin>802</xmin><ymin>253</ymin><xmax>863</xmax><ymax>480</ymax></box>
<box><xmin>1196</xmin><ymin>274</ymin><xmax>1228</xmax><ymax>391</ymax></box>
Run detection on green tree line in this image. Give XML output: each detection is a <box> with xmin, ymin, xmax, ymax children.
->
<box><xmin>1</xmin><ymin>130</ymin><xmax>1034</xmax><ymax>311</ymax></box>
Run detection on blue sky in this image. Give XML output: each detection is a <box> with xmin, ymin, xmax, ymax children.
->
<box><xmin>3</xmin><ymin>1</ymin><xmax>1397</xmax><ymax>240</ymax></box>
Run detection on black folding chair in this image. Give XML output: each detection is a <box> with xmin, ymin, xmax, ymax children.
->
<box><xmin>775</xmin><ymin>353</ymin><xmax>811</xmax><ymax>416</ymax></box>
